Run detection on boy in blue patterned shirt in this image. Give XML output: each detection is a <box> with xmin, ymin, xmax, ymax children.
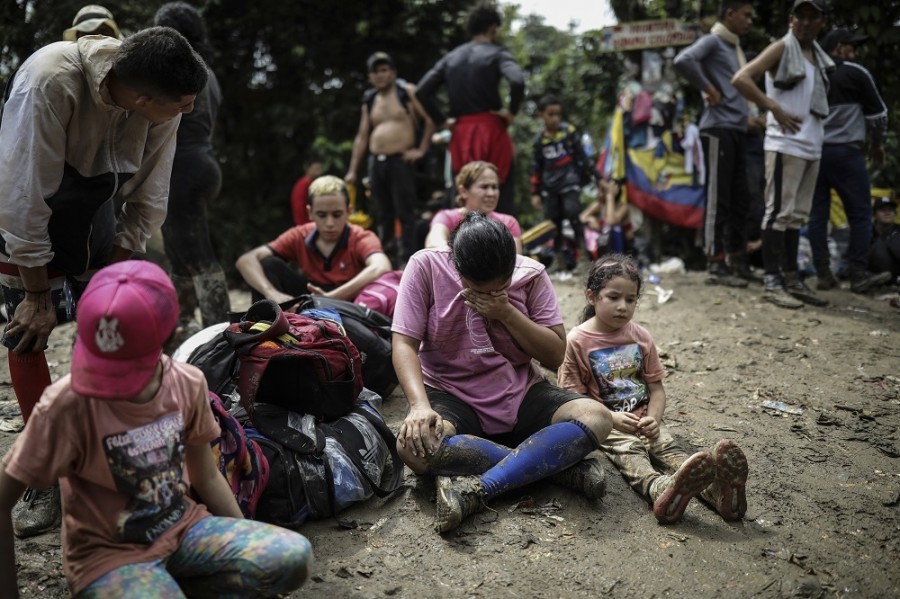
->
<box><xmin>530</xmin><ymin>95</ymin><xmax>600</xmax><ymax>272</ymax></box>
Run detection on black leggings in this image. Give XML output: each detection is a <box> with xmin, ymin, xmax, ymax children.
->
<box><xmin>251</xmin><ymin>255</ymin><xmax>313</xmax><ymax>303</ymax></box>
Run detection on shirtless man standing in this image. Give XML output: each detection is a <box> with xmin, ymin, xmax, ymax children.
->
<box><xmin>345</xmin><ymin>52</ymin><xmax>433</xmax><ymax>266</ymax></box>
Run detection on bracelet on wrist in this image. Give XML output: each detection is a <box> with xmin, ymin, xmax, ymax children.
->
<box><xmin>24</xmin><ymin>288</ymin><xmax>51</xmax><ymax>295</ymax></box>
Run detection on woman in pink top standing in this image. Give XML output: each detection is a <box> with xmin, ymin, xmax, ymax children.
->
<box><xmin>425</xmin><ymin>161</ymin><xmax>524</xmax><ymax>253</ymax></box>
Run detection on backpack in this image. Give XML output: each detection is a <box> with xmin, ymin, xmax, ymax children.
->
<box><xmin>362</xmin><ymin>80</ymin><xmax>422</xmax><ymax>145</ymax></box>
<box><xmin>177</xmin><ymin>323</ymin><xmax>239</xmax><ymax>404</ymax></box>
<box><xmin>362</xmin><ymin>79</ymin><xmax>410</xmax><ymax>118</ymax></box>
<box><xmin>296</xmin><ymin>295</ymin><xmax>397</xmax><ymax>398</ymax></box>
<box><xmin>207</xmin><ymin>391</ymin><xmax>269</xmax><ymax>519</ymax></box>
<box><xmin>248</xmin><ymin>389</ymin><xmax>403</xmax><ymax>525</ymax></box>
<box><xmin>224</xmin><ymin>299</ymin><xmax>363</xmax><ymax>423</ymax></box>
<box><xmin>354</xmin><ymin>270</ymin><xmax>402</xmax><ymax>318</ymax></box>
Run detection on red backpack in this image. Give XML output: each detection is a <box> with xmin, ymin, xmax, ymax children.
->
<box><xmin>223</xmin><ymin>300</ymin><xmax>363</xmax><ymax>423</ymax></box>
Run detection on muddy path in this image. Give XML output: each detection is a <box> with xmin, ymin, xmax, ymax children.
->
<box><xmin>3</xmin><ymin>272</ymin><xmax>898</xmax><ymax>598</ymax></box>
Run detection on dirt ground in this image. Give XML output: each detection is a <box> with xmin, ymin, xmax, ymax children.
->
<box><xmin>2</xmin><ymin>271</ymin><xmax>899</xmax><ymax>598</ymax></box>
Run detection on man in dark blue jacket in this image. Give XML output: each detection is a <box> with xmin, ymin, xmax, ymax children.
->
<box><xmin>808</xmin><ymin>28</ymin><xmax>890</xmax><ymax>294</ymax></box>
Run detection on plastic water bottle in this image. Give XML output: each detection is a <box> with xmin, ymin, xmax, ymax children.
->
<box><xmin>581</xmin><ymin>132</ymin><xmax>595</xmax><ymax>158</ymax></box>
<box><xmin>642</xmin><ymin>269</ymin><xmax>660</xmax><ymax>285</ymax></box>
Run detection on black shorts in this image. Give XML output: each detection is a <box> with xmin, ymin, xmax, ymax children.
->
<box><xmin>425</xmin><ymin>380</ymin><xmax>583</xmax><ymax>447</ymax></box>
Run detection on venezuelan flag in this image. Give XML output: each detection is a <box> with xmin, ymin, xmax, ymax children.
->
<box><xmin>597</xmin><ymin>108</ymin><xmax>705</xmax><ymax>230</ymax></box>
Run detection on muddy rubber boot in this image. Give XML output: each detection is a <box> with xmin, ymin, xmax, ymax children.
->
<box><xmin>549</xmin><ymin>251</ymin><xmax>567</xmax><ymax>274</ymax></box>
<box><xmin>193</xmin><ymin>269</ymin><xmax>230</xmax><ymax>326</ymax></box>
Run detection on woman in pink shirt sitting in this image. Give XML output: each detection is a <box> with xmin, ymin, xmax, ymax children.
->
<box><xmin>392</xmin><ymin>212</ymin><xmax>612</xmax><ymax>534</ymax></box>
<box><xmin>425</xmin><ymin>161</ymin><xmax>524</xmax><ymax>253</ymax></box>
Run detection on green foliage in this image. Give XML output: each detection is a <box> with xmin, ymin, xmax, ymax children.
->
<box><xmin>1</xmin><ymin>0</ymin><xmax>473</xmax><ymax>280</ymax></box>
<box><xmin>3</xmin><ymin>0</ymin><xmax>898</xmax><ymax>281</ymax></box>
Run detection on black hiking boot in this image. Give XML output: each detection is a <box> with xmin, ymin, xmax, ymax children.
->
<box><xmin>706</xmin><ymin>260</ymin><xmax>748</xmax><ymax>288</ymax></box>
<box><xmin>783</xmin><ymin>272</ymin><xmax>828</xmax><ymax>306</ymax></box>
<box><xmin>728</xmin><ymin>252</ymin><xmax>762</xmax><ymax>284</ymax></box>
<box><xmin>815</xmin><ymin>269</ymin><xmax>839</xmax><ymax>291</ymax></box>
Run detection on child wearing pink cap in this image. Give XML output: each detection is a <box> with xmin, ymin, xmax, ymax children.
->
<box><xmin>0</xmin><ymin>261</ymin><xmax>313</xmax><ymax>598</ymax></box>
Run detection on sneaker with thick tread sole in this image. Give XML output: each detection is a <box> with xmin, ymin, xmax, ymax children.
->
<box><xmin>653</xmin><ymin>451</ymin><xmax>715</xmax><ymax>524</ymax></box>
<box><xmin>549</xmin><ymin>453</ymin><xmax>607</xmax><ymax>500</ymax></box>
<box><xmin>434</xmin><ymin>475</ymin><xmax>486</xmax><ymax>533</ymax></box>
<box><xmin>708</xmin><ymin>439</ymin><xmax>748</xmax><ymax>521</ymax></box>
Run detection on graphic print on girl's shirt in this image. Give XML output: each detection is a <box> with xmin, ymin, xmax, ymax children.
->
<box><xmin>103</xmin><ymin>413</ymin><xmax>189</xmax><ymax>544</ymax></box>
<box><xmin>588</xmin><ymin>343</ymin><xmax>646</xmax><ymax>412</ymax></box>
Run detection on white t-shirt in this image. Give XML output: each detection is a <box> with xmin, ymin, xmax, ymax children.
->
<box><xmin>764</xmin><ymin>59</ymin><xmax>824</xmax><ymax>160</ymax></box>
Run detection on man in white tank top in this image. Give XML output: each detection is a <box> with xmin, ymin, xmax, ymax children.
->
<box><xmin>731</xmin><ymin>0</ymin><xmax>832</xmax><ymax>309</ymax></box>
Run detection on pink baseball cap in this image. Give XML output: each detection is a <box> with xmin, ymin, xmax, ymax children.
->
<box><xmin>71</xmin><ymin>260</ymin><xmax>178</xmax><ymax>400</ymax></box>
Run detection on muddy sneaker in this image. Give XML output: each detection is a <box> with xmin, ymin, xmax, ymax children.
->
<box><xmin>727</xmin><ymin>252</ymin><xmax>761</xmax><ymax>284</ymax></box>
<box><xmin>652</xmin><ymin>451</ymin><xmax>715</xmax><ymax>524</ymax></box>
<box><xmin>815</xmin><ymin>269</ymin><xmax>839</xmax><ymax>291</ymax></box>
<box><xmin>434</xmin><ymin>475</ymin><xmax>486</xmax><ymax>533</ymax></box>
<box><xmin>12</xmin><ymin>483</ymin><xmax>61</xmax><ymax>538</ymax></box>
<box><xmin>849</xmin><ymin>270</ymin><xmax>892</xmax><ymax>294</ymax></box>
<box><xmin>706</xmin><ymin>261</ymin><xmax>749</xmax><ymax>288</ymax></box>
<box><xmin>550</xmin><ymin>454</ymin><xmax>607</xmax><ymax>500</ymax></box>
<box><xmin>705</xmin><ymin>439</ymin><xmax>748</xmax><ymax>521</ymax></box>
<box><xmin>783</xmin><ymin>273</ymin><xmax>828</xmax><ymax>306</ymax></box>
<box><xmin>762</xmin><ymin>276</ymin><xmax>803</xmax><ymax>309</ymax></box>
